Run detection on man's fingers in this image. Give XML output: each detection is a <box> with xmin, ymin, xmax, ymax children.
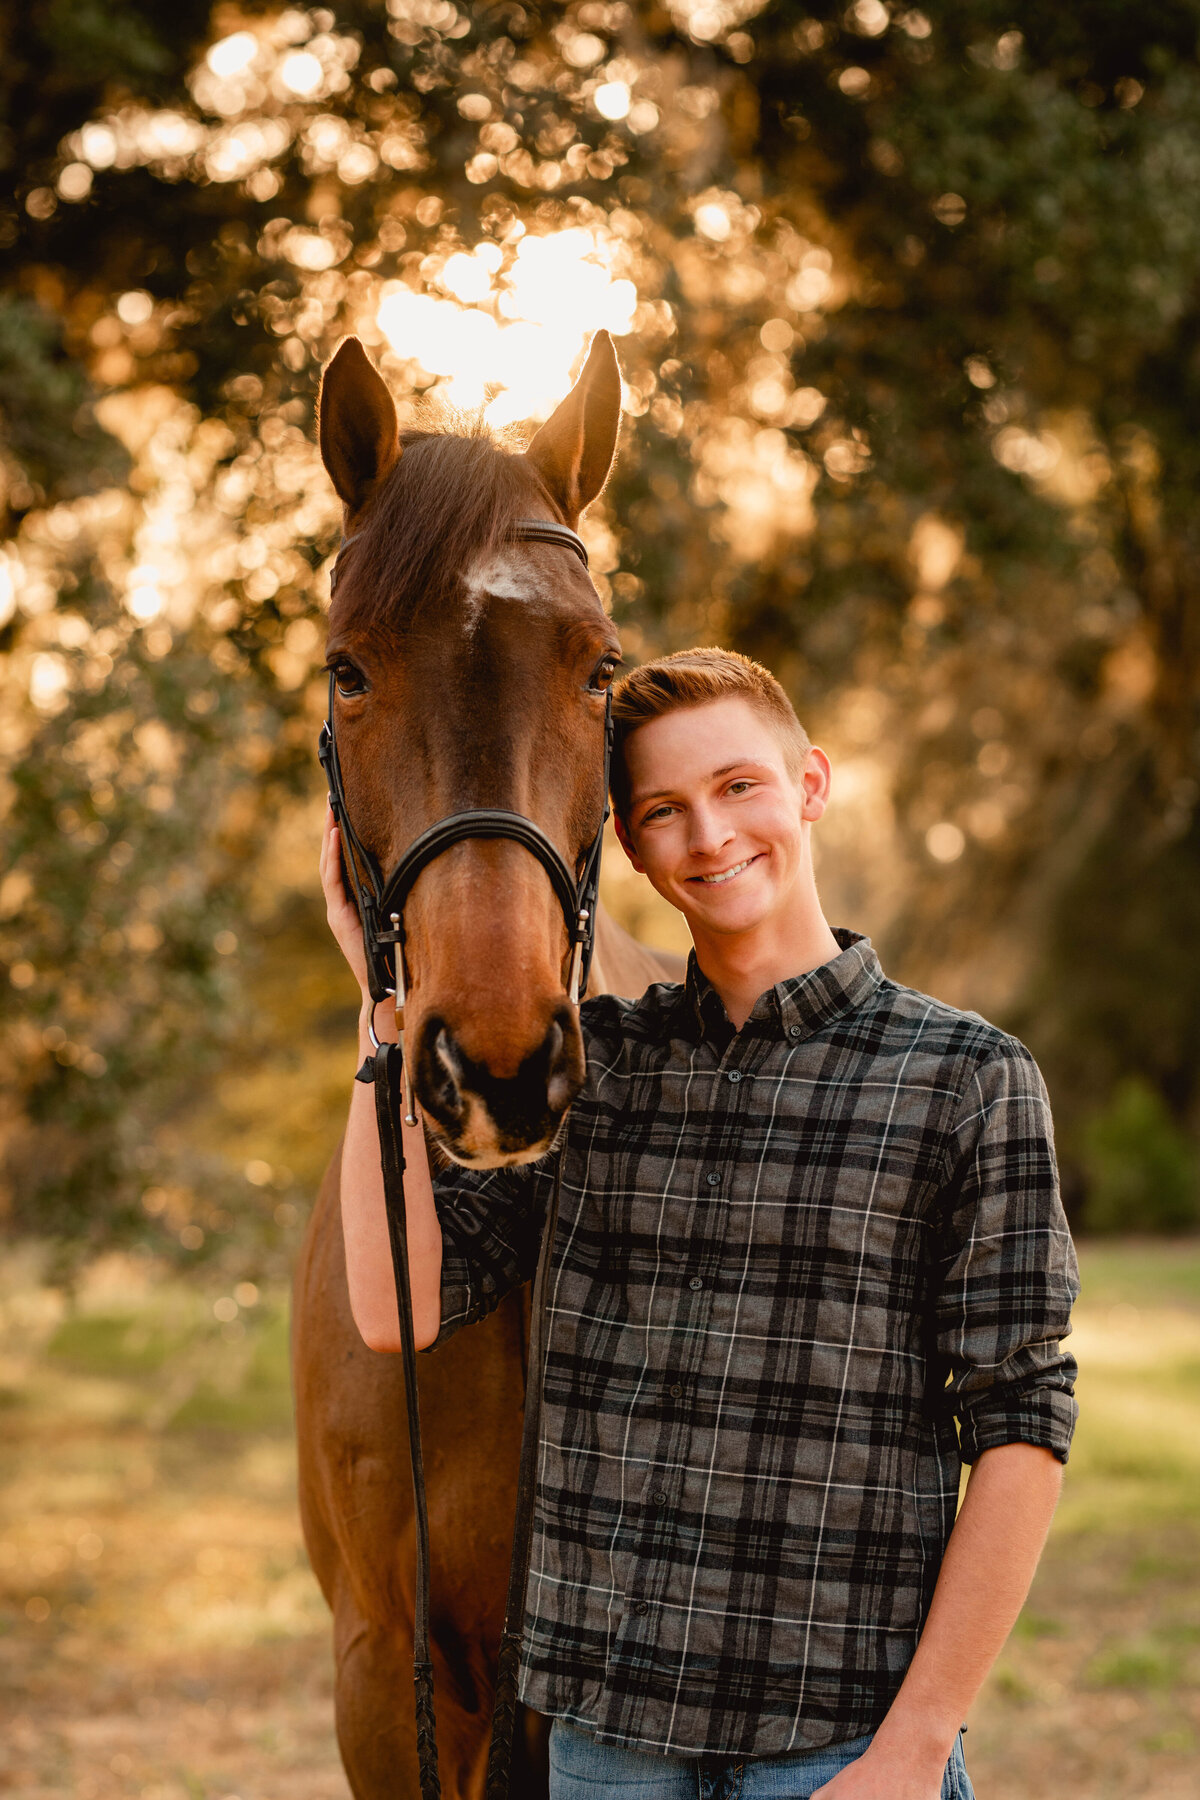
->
<box><xmin>320</xmin><ymin>818</ymin><xmax>353</xmax><ymax>920</ymax></box>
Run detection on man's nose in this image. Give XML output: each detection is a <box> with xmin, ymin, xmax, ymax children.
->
<box><xmin>687</xmin><ymin>804</ymin><xmax>734</xmax><ymax>857</ymax></box>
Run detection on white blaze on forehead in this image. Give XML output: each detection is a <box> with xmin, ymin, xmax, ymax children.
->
<box><xmin>461</xmin><ymin>544</ymin><xmax>559</xmax><ymax>632</ymax></box>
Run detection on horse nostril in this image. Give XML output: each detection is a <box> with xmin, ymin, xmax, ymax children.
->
<box><xmin>545</xmin><ymin>1016</ymin><xmax>574</xmax><ymax>1115</ymax></box>
<box><xmin>433</xmin><ymin>1026</ymin><xmax>464</xmax><ymax>1118</ymax></box>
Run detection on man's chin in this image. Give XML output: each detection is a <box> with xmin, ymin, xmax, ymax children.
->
<box><xmin>678</xmin><ymin>892</ymin><xmax>774</xmax><ymax>939</ymax></box>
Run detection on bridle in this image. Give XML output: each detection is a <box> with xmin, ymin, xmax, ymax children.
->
<box><xmin>317</xmin><ymin>516</ymin><xmax>611</xmax><ymax>1800</ymax></box>
<box><xmin>319</xmin><ymin>517</ymin><xmax>612</xmax><ymax>1121</ymax></box>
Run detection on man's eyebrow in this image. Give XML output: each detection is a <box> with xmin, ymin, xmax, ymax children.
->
<box><xmin>710</xmin><ymin>759</ymin><xmax>773</xmax><ymax>779</ymax></box>
<box><xmin>632</xmin><ymin>759</ymin><xmax>775</xmax><ymax>804</ymax></box>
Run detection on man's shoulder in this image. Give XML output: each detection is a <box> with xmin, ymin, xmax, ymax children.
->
<box><xmin>865</xmin><ymin>973</ymin><xmax>1042</xmax><ymax>1088</ymax></box>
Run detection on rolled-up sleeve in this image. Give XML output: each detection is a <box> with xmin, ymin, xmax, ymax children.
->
<box><xmin>430</xmin><ymin>1158</ymin><xmax>549</xmax><ymax>1348</ymax></box>
<box><xmin>933</xmin><ymin>1042</ymin><xmax>1080</xmax><ymax>1464</ymax></box>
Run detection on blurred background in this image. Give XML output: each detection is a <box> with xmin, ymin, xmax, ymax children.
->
<box><xmin>0</xmin><ymin>3</ymin><xmax>1197</xmax><ymax>1797</ymax></box>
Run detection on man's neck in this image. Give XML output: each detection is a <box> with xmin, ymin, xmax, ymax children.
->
<box><xmin>690</xmin><ymin>896</ymin><xmax>842</xmax><ymax>1031</ymax></box>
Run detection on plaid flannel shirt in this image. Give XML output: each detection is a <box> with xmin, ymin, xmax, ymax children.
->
<box><xmin>431</xmin><ymin>929</ymin><xmax>1079</xmax><ymax>1757</ymax></box>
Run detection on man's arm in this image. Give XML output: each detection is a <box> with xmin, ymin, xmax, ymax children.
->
<box><xmin>320</xmin><ymin>808</ymin><xmax>443</xmax><ymax>1350</ymax></box>
<box><xmin>339</xmin><ymin>990</ymin><xmax>548</xmax><ymax>1352</ymax></box>
<box><xmin>813</xmin><ymin>1441</ymin><xmax>1062</xmax><ymax>1799</ymax></box>
<box><xmin>323</xmin><ymin>805</ymin><xmax>544</xmax><ymax>1354</ymax></box>
<box><xmin>814</xmin><ymin>1040</ymin><xmax>1079</xmax><ymax>1797</ymax></box>
<box><xmin>340</xmin><ymin>997</ymin><xmax>444</xmax><ymax>1352</ymax></box>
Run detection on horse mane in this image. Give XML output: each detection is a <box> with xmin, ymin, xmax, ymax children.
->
<box><xmin>344</xmin><ymin>421</ymin><xmax>548</xmax><ymax>630</ymax></box>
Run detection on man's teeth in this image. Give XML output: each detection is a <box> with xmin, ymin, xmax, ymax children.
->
<box><xmin>700</xmin><ymin>858</ymin><xmax>753</xmax><ymax>885</ymax></box>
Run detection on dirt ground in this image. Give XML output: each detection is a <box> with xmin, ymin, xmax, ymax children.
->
<box><xmin>1</xmin><ymin>1239</ymin><xmax>1198</xmax><ymax>1800</ymax></box>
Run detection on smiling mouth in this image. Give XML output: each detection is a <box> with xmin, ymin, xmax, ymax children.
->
<box><xmin>691</xmin><ymin>854</ymin><xmax>762</xmax><ymax>887</ymax></box>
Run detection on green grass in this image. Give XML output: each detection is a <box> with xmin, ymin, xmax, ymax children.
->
<box><xmin>13</xmin><ymin>1264</ymin><xmax>295</xmax><ymax>1436</ymax></box>
<box><xmin>166</xmin><ymin>1308</ymin><xmax>293</xmax><ymax>1431</ymax></box>
<box><xmin>1085</xmin><ymin>1636</ymin><xmax>1188</xmax><ymax>1690</ymax></box>
<box><xmin>47</xmin><ymin>1308</ymin><xmax>197</xmax><ymax>1376</ymax></box>
<box><xmin>1074</xmin><ymin>1238</ymin><xmax>1200</xmax><ymax>1309</ymax></box>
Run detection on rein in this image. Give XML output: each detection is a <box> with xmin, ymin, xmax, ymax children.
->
<box><xmin>318</xmin><ymin>517</ymin><xmax>609</xmax><ymax>1800</ymax></box>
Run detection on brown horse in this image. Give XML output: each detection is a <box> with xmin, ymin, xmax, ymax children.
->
<box><xmin>292</xmin><ymin>332</ymin><xmax>680</xmax><ymax>1798</ymax></box>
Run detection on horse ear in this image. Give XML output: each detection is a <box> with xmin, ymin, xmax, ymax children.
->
<box><xmin>524</xmin><ymin>331</ymin><xmax>621</xmax><ymax>523</ymax></box>
<box><xmin>318</xmin><ymin>337</ymin><xmax>400</xmax><ymax>514</ymax></box>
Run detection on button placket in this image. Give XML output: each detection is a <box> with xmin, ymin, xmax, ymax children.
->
<box><xmin>635</xmin><ymin>1027</ymin><xmax>755</xmax><ymax>1644</ymax></box>
<box><xmin>626</xmin><ymin>1058</ymin><xmax>720</xmax><ymax>1645</ymax></box>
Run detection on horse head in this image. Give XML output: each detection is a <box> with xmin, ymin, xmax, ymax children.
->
<box><xmin>318</xmin><ymin>332</ymin><xmax>623</xmax><ymax>1168</ymax></box>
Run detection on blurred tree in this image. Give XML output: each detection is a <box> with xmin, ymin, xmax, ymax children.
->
<box><xmin>1</xmin><ymin>0</ymin><xmax>1197</xmax><ymax>1246</ymax></box>
<box><xmin>1081</xmin><ymin>1077</ymin><xmax>1198</xmax><ymax>1233</ymax></box>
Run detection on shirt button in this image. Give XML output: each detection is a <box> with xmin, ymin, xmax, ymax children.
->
<box><xmin>706</xmin><ymin>1171</ymin><xmax>721</xmax><ymax>1186</ymax></box>
<box><xmin>727</xmin><ymin>1069</ymin><xmax>743</xmax><ymax>1083</ymax></box>
<box><xmin>652</xmin><ymin>1489</ymin><xmax>668</xmax><ymax>1505</ymax></box>
<box><xmin>669</xmin><ymin>1382</ymin><xmax>683</xmax><ymax>1398</ymax></box>
<box><xmin>788</xmin><ymin>1024</ymin><xmax>802</xmax><ymax>1039</ymax></box>
<box><xmin>689</xmin><ymin>1276</ymin><xmax>704</xmax><ymax>1291</ymax></box>
<box><xmin>634</xmin><ymin>1600</ymin><xmax>649</xmax><ymax>1616</ymax></box>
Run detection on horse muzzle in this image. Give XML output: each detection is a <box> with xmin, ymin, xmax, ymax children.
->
<box><xmin>412</xmin><ymin>1004</ymin><xmax>584</xmax><ymax>1166</ymax></box>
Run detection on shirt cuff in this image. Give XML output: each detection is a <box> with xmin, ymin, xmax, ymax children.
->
<box><xmin>958</xmin><ymin>1380</ymin><xmax>1078</xmax><ymax>1465</ymax></box>
<box><xmin>423</xmin><ymin>1257</ymin><xmax>501</xmax><ymax>1351</ymax></box>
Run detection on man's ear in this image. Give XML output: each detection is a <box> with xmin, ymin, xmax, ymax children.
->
<box><xmin>318</xmin><ymin>337</ymin><xmax>400</xmax><ymax>515</ymax></box>
<box><xmin>523</xmin><ymin>330</ymin><xmax>621</xmax><ymax>524</ymax></box>
<box><xmin>800</xmin><ymin>747</ymin><xmax>833</xmax><ymax>822</ymax></box>
<box><xmin>613</xmin><ymin>812</ymin><xmax>645</xmax><ymax>874</ymax></box>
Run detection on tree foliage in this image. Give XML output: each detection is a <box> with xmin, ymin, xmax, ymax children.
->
<box><xmin>1</xmin><ymin>0</ymin><xmax>1197</xmax><ymax>1244</ymax></box>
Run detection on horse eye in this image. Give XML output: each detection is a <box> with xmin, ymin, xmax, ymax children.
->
<box><xmin>590</xmin><ymin>656</ymin><xmax>619</xmax><ymax>693</ymax></box>
<box><xmin>332</xmin><ymin>662</ymin><xmax>367</xmax><ymax>697</ymax></box>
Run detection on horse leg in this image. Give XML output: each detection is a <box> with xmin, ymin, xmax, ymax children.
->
<box><xmin>332</xmin><ymin>1593</ymin><xmax>417</xmax><ymax>1795</ymax></box>
<box><xmin>331</xmin><ymin>1598</ymin><xmax>549</xmax><ymax>1799</ymax></box>
<box><xmin>331</xmin><ymin>1581</ymin><xmax>509</xmax><ymax>1799</ymax></box>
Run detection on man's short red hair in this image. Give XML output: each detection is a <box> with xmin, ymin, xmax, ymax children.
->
<box><xmin>610</xmin><ymin>646</ymin><xmax>811</xmax><ymax>821</ymax></box>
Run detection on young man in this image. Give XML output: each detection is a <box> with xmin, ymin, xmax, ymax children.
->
<box><xmin>324</xmin><ymin>647</ymin><xmax>1079</xmax><ymax>1800</ymax></box>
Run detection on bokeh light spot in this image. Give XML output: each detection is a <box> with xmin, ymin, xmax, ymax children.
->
<box><xmin>117</xmin><ymin>291</ymin><xmax>154</xmax><ymax>326</ymax></box>
<box><xmin>279</xmin><ymin>51</ymin><xmax>324</xmax><ymax>97</ymax></box>
<box><xmin>207</xmin><ymin>32</ymin><xmax>258</xmax><ymax>78</ymax></box>
<box><xmin>695</xmin><ymin>202</ymin><xmax>732</xmax><ymax>242</ymax></box>
<box><xmin>926</xmin><ymin>822</ymin><xmax>966</xmax><ymax>862</ymax></box>
<box><xmin>594</xmin><ymin>82</ymin><xmax>631</xmax><ymax>121</ymax></box>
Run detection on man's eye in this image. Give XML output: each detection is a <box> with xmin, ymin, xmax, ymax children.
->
<box><xmin>331</xmin><ymin>662</ymin><xmax>367</xmax><ymax>697</ymax></box>
<box><xmin>727</xmin><ymin>780</ymin><xmax>754</xmax><ymax>795</ymax></box>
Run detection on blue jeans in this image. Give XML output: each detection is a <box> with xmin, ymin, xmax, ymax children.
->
<box><xmin>548</xmin><ymin>1717</ymin><xmax>976</xmax><ymax>1800</ymax></box>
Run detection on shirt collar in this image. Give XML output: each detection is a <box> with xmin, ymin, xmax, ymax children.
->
<box><xmin>683</xmin><ymin>928</ymin><xmax>884</xmax><ymax>1046</ymax></box>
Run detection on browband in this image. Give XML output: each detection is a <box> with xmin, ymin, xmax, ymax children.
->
<box><xmin>506</xmin><ymin>518</ymin><xmax>589</xmax><ymax>565</ymax></box>
<box><xmin>329</xmin><ymin>517</ymin><xmax>587</xmax><ymax>593</ymax></box>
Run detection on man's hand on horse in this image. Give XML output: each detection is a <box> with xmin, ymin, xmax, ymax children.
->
<box><xmin>321</xmin><ymin>800</ymin><xmax>371</xmax><ymax>997</ymax></box>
